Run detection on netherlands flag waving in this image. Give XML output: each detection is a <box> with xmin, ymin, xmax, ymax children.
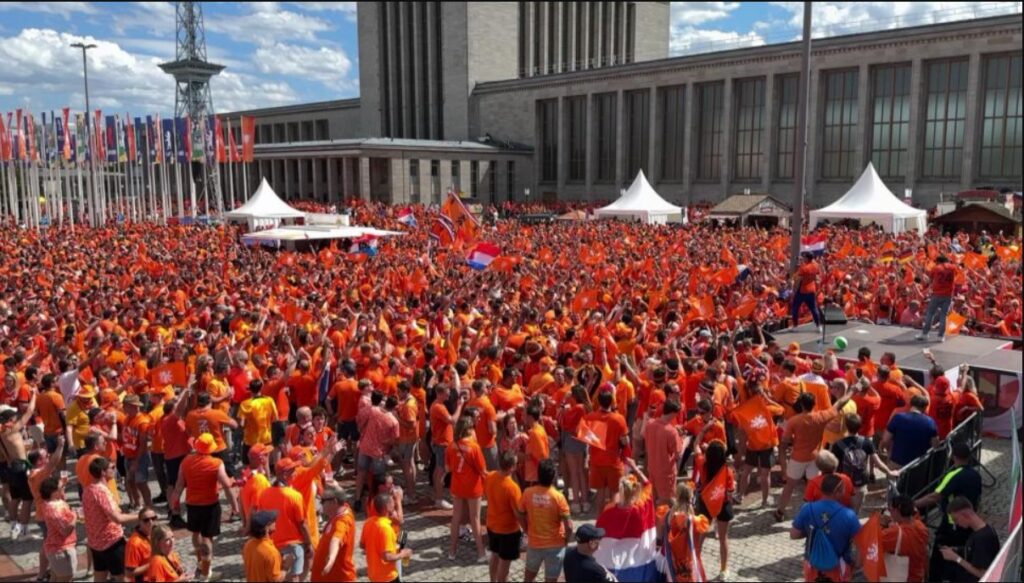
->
<box><xmin>800</xmin><ymin>233</ymin><xmax>827</xmax><ymax>256</ymax></box>
<box><xmin>397</xmin><ymin>207</ymin><xmax>418</xmax><ymax>228</ymax></box>
<box><xmin>595</xmin><ymin>482</ymin><xmax>667</xmax><ymax>582</ymax></box>
<box><xmin>466</xmin><ymin>242</ymin><xmax>501</xmax><ymax>270</ymax></box>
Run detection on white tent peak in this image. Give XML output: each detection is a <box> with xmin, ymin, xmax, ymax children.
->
<box><xmin>225</xmin><ymin>178</ymin><xmax>305</xmax><ymax>220</ymax></box>
<box><xmin>594</xmin><ymin>170</ymin><xmax>687</xmax><ymax>224</ymax></box>
<box><xmin>808</xmin><ymin>163</ymin><xmax>926</xmax><ymax>234</ymax></box>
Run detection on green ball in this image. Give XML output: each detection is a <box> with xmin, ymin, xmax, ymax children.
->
<box><xmin>833</xmin><ymin>336</ymin><xmax>848</xmax><ymax>350</ymax></box>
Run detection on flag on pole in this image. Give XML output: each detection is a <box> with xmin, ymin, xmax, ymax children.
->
<box><xmin>61</xmin><ymin>108</ymin><xmax>72</xmax><ymax>160</ymax></box>
<box><xmin>27</xmin><ymin>113</ymin><xmax>38</xmax><ymax>163</ymax></box>
<box><xmin>126</xmin><ymin>117</ymin><xmax>138</xmax><ymax>162</ymax></box>
<box><xmin>15</xmin><ymin>109</ymin><xmax>26</xmax><ymax>161</ymax></box>
<box><xmin>75</xmin><ymin>114</ymin><xmax>87</xmax><ymax>163</ymax></box>
<box><xmin>115</xmin><ymin>115</ymin><xmax>127</xmax><ymax>162</ymax></box>
<box><xmin>240</xmin><ymin>115</ymin><xmax>255</xmax><ymax>162</ymax></box>
<box><xmin>94</xmin><ymin>110</ymin><xmax>106</xmax><ymax>162</ymax></box>
<box><xmin>215</xmin><ymin>117</ymin><xmax>227</xmax><ymax>163</ymax></box>
<box><xmin>800</xmin><ymin>233</ymin><xmax>827</xmax><ymax>256</ymax></box>
<box><xmin>0</xmin><ymin>113</ymin><xmax>10</xmax><ymax>162</ymax></box>
<box><xmin>105</xmin><ymin>115</ymin><xmax>117</xmax><ymax>163</ymax></box>
<box><xmin>576</xmin><ymin>417</ymin><xmax>607</xmax><ymax>449</ymax></box>
<box><xmin>163</xmin><ymin>118</ymin><xmax>177</xmax><ymax>164</ymax></box>
<box><xmin>228</xmin><ymin>120</ymin><xmax>242</xmax><ymax>163</ymax></box>
<box><xmin>204</xmin><ymin>116</ymin><xmax>215</xmax><ymax>163</ymax></box>
<box><xmin>854</xmin><ymin>513</ymin><xmax>886</xmax><ymax>582</ymax></box>
<box><xmin>191</xmin><ymin>116</ymin><xmax>205</xmax><ymax>162</ymax></box>
<box><xmin>174</xmin><ymin>117</ymin><xmax>189</xmax><ymax>163</ymax></box>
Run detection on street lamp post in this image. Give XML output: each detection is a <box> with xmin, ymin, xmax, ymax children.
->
<box><xmin>71</xmin><ymin>42</ymin><xmax>98</xmax><ymax>226</ymax></box>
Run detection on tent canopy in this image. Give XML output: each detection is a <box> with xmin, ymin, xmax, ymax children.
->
<box><xmin>808</xmin><ymin>163</ymin><xmax>926</xmax><ymax>234</ymax></box>
<box><xmin>224</xmin><ymin>178</ymin><xmax>305</xmax><ymax>227</ymax></box>
<box><xmin>593</xmin><ymin>170</ymin><xmax>686</xmax><ymax>224</ymax></box>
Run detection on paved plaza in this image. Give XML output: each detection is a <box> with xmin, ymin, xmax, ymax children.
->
<box><xmin>0</xmin><ymin>437</ymin><xmax>1014</xmax><ymax>582</ymax></box>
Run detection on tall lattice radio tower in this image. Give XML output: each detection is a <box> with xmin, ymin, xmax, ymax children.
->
<box><xmin>159</xmin><ymin>1</ymin><xmax>224</xmax><ymax>214</ymax></box>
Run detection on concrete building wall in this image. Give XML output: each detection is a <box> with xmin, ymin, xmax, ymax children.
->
<box><xmin>471</xmin><ymin>15</ymin><xmax>1023</xmax><ymax>208</ymax></box>
<box><xmin>357</xmin><ymin>2</ymin><xmax>382</xmax><ymax>137</ymax></box>
<box><xmin>632</xmin><ymin>1</ymin><xmax>670</xmax><ymax>62</ymax></box>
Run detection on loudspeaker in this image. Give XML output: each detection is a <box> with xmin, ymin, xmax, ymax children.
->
<box><xmin>823</xmin><ymin>305</ymin><xmax>848</xmax><ymax>325</ymax></box>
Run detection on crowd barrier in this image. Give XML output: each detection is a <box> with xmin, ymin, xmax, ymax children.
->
<box><xmin>981</xmin><ymin>410</ymin><xmax>1021</xmax><ymax>582</ymax></box>
<box><xmin>894</xmin><ymin>412</ymin><xmax>985</xmax><ymax>502</ymax></box>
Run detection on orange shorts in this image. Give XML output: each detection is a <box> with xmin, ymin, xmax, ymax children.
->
<box><xmin>589</xmin><ymin>464</ymin><xmax>624</xmax><ymax>490</ymax></box>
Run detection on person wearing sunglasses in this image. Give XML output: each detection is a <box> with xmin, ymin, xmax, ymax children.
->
<box><xmin>125</xmin><ymin>507</ymin><xmax>159</xmax><ymax>583</ymax></box>
<box><xmin>311</xmin><ymin>488</ymin><xmax>356</xmax><ymax>582</ymax></box>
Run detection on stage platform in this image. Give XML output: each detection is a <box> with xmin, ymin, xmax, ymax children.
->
<box><xmin>776</xmin><ymin>322</ymin><xmax>1017</xmax><ymax>383</ymax></box>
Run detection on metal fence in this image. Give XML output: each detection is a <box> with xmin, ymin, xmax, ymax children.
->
<box><xmin>894</xmin><ymin>411</ymin><xmax>986</xmax><ymax>502</ymax></box>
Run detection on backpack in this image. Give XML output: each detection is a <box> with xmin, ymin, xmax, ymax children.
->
<box><xmin>838</xmin><ymin>438</ymin><xmax>870</xmax><ymax>487</ymax></box>
<box><xmin>805</xmin><ymin>503</ymin><xmax>840</xmax><ymax>572</ymax></box>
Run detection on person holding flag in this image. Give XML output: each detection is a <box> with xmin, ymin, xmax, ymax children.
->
<box><xmin>664</xmin><ymin>483</ymin><xmax>710</xmax><ymax>583</ymax></box>
<box><xmin>879</xmin><ymin>495</ymin><xmax>930</xmax><ymax>582</ymax></box>
<box><xmin>693</xmin><ymin>440</ymin><xmax>735</xmax><ymax>580</ymax></box>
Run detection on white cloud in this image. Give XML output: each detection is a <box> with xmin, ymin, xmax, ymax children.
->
<box><xmin>253</xmin><ymin>42</ymin><xmax>355</xmax><ymax>90</ymax></box>
<box><xmin>670</xmin><ymin>26</ymin><xmax>765</xmax><ymax>56</ymax></box>
<box><xmin>0</xmin><ymin>28</ymin><xmax>299</xmax><ymax>115</ymax></box>
<box><xmin>110</xmin><ymin>2</ymin><xmax>175</xmax><ymax>37</ymax></box>
<box><xmin>670</xmin><ymin>2</ymin><xmax>741</xmax><ymax>26</ymax></box>
<box><xmin>0</xmin><ymin>3</ymin><xmax>97</xmax><ymax>19</ymax></box>
<box><xmin>769</xmin><ymin>2</ymin><xmax>1021</xmax><ymax>39</ymax></box>
<box><xmin>206</xmin><ymin>2</ymin><xmax>333</xmax><ymax>46</ymax></box>
<box><xmin>291</xmin><ymin>2</ymin><xmax>357</xmax><ymax>22</ymax></box>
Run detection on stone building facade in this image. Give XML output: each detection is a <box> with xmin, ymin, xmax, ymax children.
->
<box><xmin>221</xmin><ymin>4</ymin><xmax>1021</xmax><ymax>208</ymax></box>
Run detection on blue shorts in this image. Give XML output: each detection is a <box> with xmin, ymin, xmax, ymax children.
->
<box><xmin>526</xmin><ymin>546</ymin><xmax>565</xmax><ymax>579</ymax></box>
<box><xmin>432</xmin><ymin>445</ymin><xmax>447</xmax><ymax>472</ymax></box>
<box><xmin>280</xmin><ymin>543</ymin><xmax>305</xmax><ymax>577</ymax></box>
<box><xmin>129</xmin><ymin>452</ymin><xmax>151</xmax><ymax>483</ymax></box>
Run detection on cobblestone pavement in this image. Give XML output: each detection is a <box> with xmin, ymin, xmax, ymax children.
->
<box><xmin>0</xmin><ymin>437</ymin><xmax>1014</xmax><ymax>582</ymax></box>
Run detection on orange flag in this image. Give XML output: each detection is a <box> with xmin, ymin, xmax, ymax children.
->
<box><xmin>729</xmin><ymin>396</ymin><xmax>777</xmax><ymax>447</ymax></box>
<box><xmin>995</xmin><ymin>244</ymin><xmax>1021</xmax><ymax>262</ymax></box>
<box><xmin>946</xmin><ymin>312</ymin><xmax>967</xmax><ymax>336</ymax></box>
<box><xmin>963</xmin><ymin>252</ymin><xmax>988</xmax><ymax>271</ymax></box>
<box><xmin>700</xmin><ymin>467</ymin><xmax>728</xmax><ymax>519</ymax></box>
<box><xmin>721</xmin><ymin>246</ymin><xmax>737</xmax><ymax>265</ymax></box>
<box><xmin>149</xmin><ymin>362</ymin><xmax>188</xmax><ymax>388</ymax></box>
<box><xmin>571</xmin><ymin>289</ymin><xmax>601</xmax><ymax>314</ymax></box>
<box><xmin>729</xmin><ymin>295</ymin><xmax>758</xmax><ymax>320</ymax></box>
<box><xmin>855</xmin><ymin>512</ymin><xmax>886</xmax><ymax>582</ymax></box>
<box><xmin>378</xmin><ymin>313</ymin><xmax>392</xmax><ymax>341</ymax></box>
<box><xmin>576</xmin><ymin>418</ymin><xmax>607</xmax><ymax>450</ymax></box>
<box><xmin>440</xmin><ymin>191</ymin><xmax>480</xmax><ymax>245</ymax></box>
<box><xmin>710</xmin><ymin>265</ymin><xmax>739</xmax><ymax>288</ymax></box>
<box><xmin>490</xmin><ymin>256</ymin><xmax>520</xmax><ymax>273</ymax></box>
<box><xmin>281</xmin><ymin>303</ymin><xmax>313</xmax><ymax>326</ymax></box>
<box><xmin>579</xmin><ymin>247</ymin><xmax>605</xmax><ymax>266</ymax></box>
<box><xmin>690</xmin><ymin>295</ymin><xmax>714</xmax><ymax>319</ymax></box>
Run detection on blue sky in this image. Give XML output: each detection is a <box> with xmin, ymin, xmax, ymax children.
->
<box><xmin>0</xmin><ymin>2</ymin><xmax>1019</xmax><ymax>117</ymax></box>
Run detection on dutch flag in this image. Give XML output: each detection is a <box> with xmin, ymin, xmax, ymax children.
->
<box><xmin>595</xmin><ymin>484</ymin><xmax>667</xmax><ymax>582</ymax></box>
<box><xmin>800</xmin><ymin>233</ymin><xmax>827</xmax><ymax>256</ymax></box>
<box><xmin>397</xmin><ymin>208</ymin><xmax>418</xmax><ymax>228</ymax></box>
<box><xmin>466</xmin><ymin>242</ymin><xmax>501</xmax><ymax>270</ymax></box>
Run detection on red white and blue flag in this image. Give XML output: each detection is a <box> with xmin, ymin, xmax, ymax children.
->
<box><xmin>800</xmin><ymin>233</ymin><xmax>827</xmax><ymax>256</ymax></box>
<box><xmin>466</xmin><ymin>242</ymin><xmax>501</xmax><ymax>270</ymax></box>
<box><xmin>595</xmin><ymin>483</ymin><xmax>666</xmax><ymax>582</ymax></box>
<box><xmin>397</xmin><ymin>208</ymin><xmax>418</xmax><ymax>228</ymax></box>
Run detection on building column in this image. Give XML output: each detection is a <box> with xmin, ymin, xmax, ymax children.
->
<box><xmin>584</xmin><ymin>93</ymin><xmax>595</xmax><ymax>201</ymax></box>
<box><xmin>565</xmin><ymin>3</ymin><xmax>575</xmax><ymax>73</ymax></box>
<box><xmin>557</xmin><ymin>96</ymin><xmax>567</xmax><ymax>195</ymax></box>
<box><xmin>326</xmin><ymin>158</ymin><xmax>336</xmax><ymax>202</ymax></box>
<box><xmin>358</xmin><ymin>157</ymin><xmax>371</xmax><ymax>201</ymax></box>
<box><xmin>905</xmin><ymin>59</ymin><xmax>923</xmax><ymax>199</ymax></box>
<box><xmin>615</xmin><ymin>88</ymin><xmax>625</xmax><ymax>190</ymax></box>
<box><xmin>415</xmin><ymin>158</ymin><xmax>429</xmax><ymax>203</ymax></box>
<box><xmin>853</xmin><ymin>63</ymin><xmax>871</xmax><ymax>176</ymax></box>
<box><xmin>460</xmin><ymin>160</ymin><xmax>471</xmax><ymax>195</ymax></box>
<box><xmin>804</xmin><ymin>67</ymin><xmax>822</xmax><ymax>205</ymax></box>
<box><xmin>960</xmin><ymin>52</ymin><xmax>982</xmax><ymax>190</ymax></box>
<box><xmin>720</xmin><ymin>77</ymin><xmax>733</xmax><ymax>199</ymax></box>
<box><xmin>411</xmin><ymin>4</ymin><xmax>424</xmax><ymax>138</ymax></box>
<box><xmin>440</xmin><ymin>158</ymin><xmax>452</xmax><ymax>193</ymax></box>
<box><xmin>578</xmin><ymin>2</ymin><xmax>588</xmax><ymax>71</ymax></box>
<box><xmin>283</xmin><ymin>159</ymin><xmax>293</xmax><ymax>199</ymax></box>
<box><xmin>391</xmin><ymin>158</ymin><xmax>407</xmax><ymax>205</ymax></box>
<box><xmin>762</xmin><ymin>74</ymin><xmax>776</xmax><ymax>193</ymax></box>
<box><xmin>425</xmin><ymin>1</ymin><xmax>440</xmax><ymax>135</ymax></box>
<box><xmin>617</xmin><ymin>1</ymin><xmax>627</xmax><ymax>65</ymax></box>
<box><xmin>681</xmin><ymin>83</ymin><xmax>695</xmax><ymax>203</ymax></box>
<box><xmin>648</xmin><ymin>85</ymin><xmax>659</xmax><ymax>184</ymax></box>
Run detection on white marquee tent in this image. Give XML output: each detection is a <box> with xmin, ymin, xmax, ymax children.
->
<box><xmin>808</xmin><ymin>163</ymin><xmax>927</xmax><ymax>234</ymax></box>
<box><xmin>224</xmin><ymin>178</ymin><xmax>306</xmax><ymax>230</ymax></box>
<box><xmin>594</xmin><ymin>170</ymin><xmax>687</xmax><ymax>224</ymax></box>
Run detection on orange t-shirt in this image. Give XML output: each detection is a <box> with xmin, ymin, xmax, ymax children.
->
<box><xmin>397</xmin><ymin>396</ymin><xmax>418</xmax><ymax>444</ymax></box>
<box><xmin>785</xmin><ymin>408</ymin><xmax>840</xmax><ymax>463</ymax></box>
<box><xmin>243</xmin><ymin>537</ymin><xmax>282</xmax><ymax>583</ymax></box>
<box><xmin>797</xmin><ymin>261</ymin><xmax>820</xmax><ymax>294</ymax></box>
<box><xmin>361</xmin><ymin>516</ymin><xmax>399</xmax><ymax>582</ymax></box>
<box><xmin>430</xmin><ymin>402</ymin><xmax>453</xmax><ymax>446</ymax></box>
<box><xmin>121</xmin><ymin>413</ymin><xmax>152</xmax><ymax>459</ymax></box>
<box><xmin>445</xmin><ymin>438</ymin><xmax>486</xmax><ymax>498</ymax></box>
<box><xmin>36</xmin><ymin>391</ymin><xmax>66</xmax><ymax>436</ymax></box>
<box><xmin>584</xmin><ymin>410</ymin><xmax>628</xmax><ymax>467</ymax></box>
<box><xmin>149</xmin><ymin>404</ymin><xmax>166</xmax><ymax>455</ymax></box>
<box><xmin>207</xmin><ymin>377</ymin><xmax>232</xmax><ymax>414</ymax></box>
<box><xmin>804</xmin><ymin>472</ymin><xmax>854</xmax><ymax>507</ymax></box>
<box><xmin>518</xmin><ymin>485</ymin><xmax>570</xmax><ymax>549</ymax></box>
<box><xmin>180</xmin><ymin>453</ymin><xmax>224</xmax><ymax>506</ymax></box>
<box><xmin>311</xmin><ymin>507</ymin><xmax>357</xmax><ymax>582</ymax></box>
<box><xmin>881</xmin><ymin>518</ymin><xmax>931</xmax><ymax>582</ymax></box>
<box><xmin>240</xmin><ymin>470</ymin><xmax>270</xmax><ymax>523</ymax></box>
<box><xmin>331</xmin><ymin>379</ymin><xmax>361</xmax><ymax>422</ymax></box>
<box><xmin>125</xmin><ymin>530</ymin><xmax>152</xmax><ymax>572</ymax></box>
<box><xmin>258</xmin><ymin>485</ymin><xmax>306</xmax><ymax>548</ymax></box>
<box><xmin>262</xmin><ymin>377</ymin><xmax>290</xmax><ymax>422</ymax></box>
<box><xmin>468</xmin><ymin>396</ymin><xmax>497</xmax><ymax>448</ymax></box>
<box><xmin>185</xmin><ymin>408</ymin><xmax>233</xmax><ymax>452</ymax></box>
<box><xmin>484</xmin><ymin>471</ymin><xmax>523</xmax><ymax>534</ymax></box>
<box><xmin>145</xmin><ymin>553</ymin><xmax>183</xmax><ymax>583</ymax></box>
<box><xmin>524</xmin><ymin>424</ymin><xmax>550</xmax><ymax>483</ymax></box>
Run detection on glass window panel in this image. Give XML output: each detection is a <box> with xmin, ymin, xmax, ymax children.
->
<box><xmin>980</xmin><ymin>54</ymin><xmax>1023</xmax><ymax>179</ymax></box>
<box><xmin>734</xmin><ymin>78</ymin><xmax>765</xmax><ymax>180</ymax></box>
<box><xmin>822</xmin><ymin>69</ymin><xmax>858</xmax><ymax>179</ymax></box>
<box><xmin>697</xmin><ymin>82</ymin><xmax>724</xmax><ymax>180</ymax></box>
<box><xmin>538</xmin><ymin>99</ymin><xmax>558</xmax><ymax>182</ymax></box>
<box><xmin>594</xmin><ymin>93</ymin><xmax>617</xmax><ymax>182</ymax></box>
<box><xmin>923</xmin><ymin>59</ymin><xmax>969</xmax><ymax>178</ymax></box>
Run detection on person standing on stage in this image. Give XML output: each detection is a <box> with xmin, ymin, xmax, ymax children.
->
<box><xmin>791</xmin><ymin>252</ymin><xmax>823</xmax><ymax>334</ymax></box>
<box><xmin>917</xmin><ymin>255</ymin><xmax>957</xmax><ymax>342</ymax></box>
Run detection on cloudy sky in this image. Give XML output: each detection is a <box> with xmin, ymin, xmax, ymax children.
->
<box><xmin>0</xmin><ymin>1</ymin><xmax>1018</xmax><ymax>117</ymax></box>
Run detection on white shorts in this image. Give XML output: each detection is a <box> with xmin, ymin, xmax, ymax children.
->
<box><xmin>786</xmin><ymin>458</ymin><xmax>820</xmax><ymax>481</ymax></box>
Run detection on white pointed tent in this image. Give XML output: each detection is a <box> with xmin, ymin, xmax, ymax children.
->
<box><xmin>593</xmin><ymin>170</ymin><xmax>687</xmax><ymax>224</ymax></box>
<box><xmin>224</xmin><ymin>178</ymin><xmax>306</xmax><ymax>230</ymax></box>
<box><xmin>809</xmin><ymin>163</ymin><xmax>927</xmax><ymax>234</ymax></box>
